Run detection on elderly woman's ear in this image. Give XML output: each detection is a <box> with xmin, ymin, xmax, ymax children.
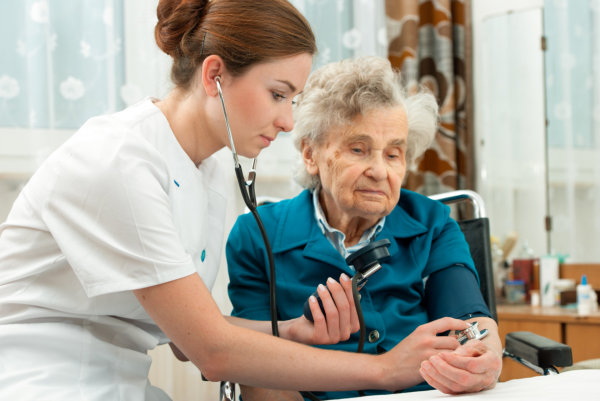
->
<box><xmin>301</xmin><ymin>140</ymin><xmax>319</xmax><ymax>176</ymax></box>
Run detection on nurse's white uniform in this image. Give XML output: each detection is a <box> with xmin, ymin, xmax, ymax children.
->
<box><xmin>0</xmin><ymin>99</ymin><xmax>227</xmax><ymax>400</ymax></box>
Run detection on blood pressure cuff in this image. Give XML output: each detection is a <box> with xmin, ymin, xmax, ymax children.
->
<box><xmin>425</xmin><ymin>264</ymin><xmax>492</xmax><ymax>321</ymax></box>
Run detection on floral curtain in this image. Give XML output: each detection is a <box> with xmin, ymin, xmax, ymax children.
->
<box><xmin>291</xmin><ymin>0</ymin><xmax>387</xmax><ymax>69</ymax></box>
<box><xmin>0</xmin><ymin>0</ymin><xmax>127</xmax><ymax>130</ymax></box>
<box><xmin>385</xmin><ymin>0</ymin><xmax>473</xmax><ymax>195</ymax></box>
<box><xmin>0</xmin><ymin>0</ymin><xmax>172</xmax><ymax>132</ymax></box>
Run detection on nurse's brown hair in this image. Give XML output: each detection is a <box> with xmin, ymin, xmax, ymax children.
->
<box><xmin>155</xmin><ymin>0</ymin><xmax>316</xmax><ymax>90</ymax></box>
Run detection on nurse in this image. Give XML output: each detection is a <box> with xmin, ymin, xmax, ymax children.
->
<box><xmin>0</xmin><ymin>1</ymin><xmax>471</xmax><ymax>400</ymax></box>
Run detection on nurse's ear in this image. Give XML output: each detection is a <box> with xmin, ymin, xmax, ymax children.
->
<box><xmin>302</xmin><ymin>139</ymin><xmax>319</xmax><ymax>176</ymax></box>
<box><xmin>201</xmin><ymin>55</ymin><xmax>226</xmax><ymax>97</ymax></box>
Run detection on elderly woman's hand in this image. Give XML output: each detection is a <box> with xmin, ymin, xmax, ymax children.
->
<box><xmin>419</xmin><ymin>337</ymin><xmax>502</xmax><ymax>394</ymax></box>
<box><xmin>279</xmin><ymin>273</ymin><xmax>360</xmax><ymax>345</ymax></box>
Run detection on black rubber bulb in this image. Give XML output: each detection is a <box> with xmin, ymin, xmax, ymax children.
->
<box><xmin>303</xmin><ymin>239</ymin><xmax>391</xmax><ymax>322</ymax></box>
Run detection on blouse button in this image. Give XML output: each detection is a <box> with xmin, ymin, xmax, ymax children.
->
<box><xmin>201</xmin><ymin>249</ymin><xmax>206</xmax><ymax>262</ymax></box>
<box><xmin>368</xmin><ymin>330</ymin><xmax>380</xmax><ymax>343</ymax></box>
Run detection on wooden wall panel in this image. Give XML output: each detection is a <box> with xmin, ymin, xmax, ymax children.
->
<box><xmin>561</xmin><ymin>264</ymin><xmax>600</xmax><ymax>288</ymax></box>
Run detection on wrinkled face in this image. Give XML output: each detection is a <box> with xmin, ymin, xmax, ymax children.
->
<box><xmin>223</xmin><ymin>53</ymin><xmax>313</xmax><ymax>158</ymax></box>
<box><xmin>303</xmin><ymin>106</ymin><xmax>408</xmax><ymax>224</ymax></box>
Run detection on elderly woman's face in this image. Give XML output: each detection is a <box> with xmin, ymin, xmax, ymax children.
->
<box><xmin>303</xmin><ymin>106</ymin><xmax>408</xmax><ymax>223</ymax></box>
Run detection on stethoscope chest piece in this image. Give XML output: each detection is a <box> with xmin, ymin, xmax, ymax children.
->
<box><xmin>456</xmin><ymin>321</ymin><xmax>489</xmax><ymax>345</ymax></box>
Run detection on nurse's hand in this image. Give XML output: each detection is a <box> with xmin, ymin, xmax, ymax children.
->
<box><xmin>382</xmin><ymin>317</ymin><xmax>471</xmax><ymax>390</ymax></box>
<box><xmin>279</xmin><ymin>273</ymin><xmax>360</xmax><ymax>345</ymax></box>
<box><xmin>419</xmin><ymin>319</ymin><xmax>502</xmax><ymax>394</ymax></box>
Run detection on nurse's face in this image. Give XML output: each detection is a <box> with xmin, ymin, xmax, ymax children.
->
<box><xmin>303</xmin><ymin>106</ymin><xmax>409</xmax><ymax>226</ymax></box>
<box><xmin>221</xmin><ymin>53</ymin><xmax>313</xmax><ymax>158</ymax></box>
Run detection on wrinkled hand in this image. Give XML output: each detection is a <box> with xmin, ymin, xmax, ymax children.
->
<box><xmin>383</xmin><ymin>317</ymin><xmax>471</xmax><ymax>391</ymax></box>
<box><xmin>420</xmin><ymin>339</ymin><xmax>502</xmax><ymax>394</ymax></box>
<box><xmin>280</xmin><ymin>273</ymin><xmax>360</xmax><ymax>345</ymax></box>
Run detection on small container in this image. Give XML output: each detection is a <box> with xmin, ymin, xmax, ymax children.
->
<box><xmin>554</xmin><ymin>279</ymin><xmax>576</xmax><ymax>305</ymax></box>
<box><xmin>505</xmin><ymin>280</ymin><xmax>526</xmax><ymax>304</ymax></box>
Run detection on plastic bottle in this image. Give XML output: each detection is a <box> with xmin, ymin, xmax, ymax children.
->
<box><xmin>577</xmin><ymin>274</ymin><xmax>592</xmax><ymax>316</ymax></box>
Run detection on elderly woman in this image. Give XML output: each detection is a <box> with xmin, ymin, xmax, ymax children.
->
<box><xmin>226</xmin><ymin>56</ymin><xmax>502</xmax><ymax>400</ymax></box>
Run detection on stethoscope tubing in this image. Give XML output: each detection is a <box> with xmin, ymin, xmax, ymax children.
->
<box><xmin>215</xmin><ymin>76</ymin><xmax>279</xmax><ymax>337</ymax></box>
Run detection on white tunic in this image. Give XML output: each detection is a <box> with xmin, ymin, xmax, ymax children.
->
<box><xmin>0</xmin><ymin>99</ymin><xmax>228</xmax><ymax>400</ymax></box>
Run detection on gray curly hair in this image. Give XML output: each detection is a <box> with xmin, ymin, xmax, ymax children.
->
<box><xmin>292</xmin><ymin>56</ymin><xmax>439</xmax><ymax>189</ymax></box>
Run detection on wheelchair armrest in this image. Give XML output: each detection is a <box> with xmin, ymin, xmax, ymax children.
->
<box><xmin>503</xmin><ymin>331</ymin><xmax>573</xmax><ymax>374</ymax></box>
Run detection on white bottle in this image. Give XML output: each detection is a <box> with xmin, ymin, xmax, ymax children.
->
<box><xmin>577</xmin><ymin>274</ymin><xmax>592</xmax><ymax>316</ymax></box>
<box><xmin>540</xmin><ymin>256</ymin><xmax>559</xmax><ymax>306</ymax></box>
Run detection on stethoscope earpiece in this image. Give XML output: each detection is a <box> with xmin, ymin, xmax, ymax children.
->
<box><xmin>214</xmin><ymin>71</ymin><xmax>257</xmax><ymax>208</ymax></box>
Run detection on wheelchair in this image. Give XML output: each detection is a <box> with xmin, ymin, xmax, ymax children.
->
<box><xmin>219</xmin><ymin>190</ymin><xmax>573</xmax><ymax>401</ymax></box>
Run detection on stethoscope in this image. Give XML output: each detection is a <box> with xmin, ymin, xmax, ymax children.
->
<box><xmin>215</xmin><ymin>76</ymin><xmax>280</xmax><ymax>337</ymax></box>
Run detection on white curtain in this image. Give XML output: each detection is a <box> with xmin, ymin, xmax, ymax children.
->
<box><xmin>544</xmin><ymin>0</ymin><xmax>600</xmax><ymax>262</ymax></box>
<box><xmin>474</xmin><ymin>0</ymin><xmax>600</xmax><ymax>263</ymax></box>
<box><xmin>291</xmin><ymin>0</ymin><xmax>387</xmax><ymax>67</ymax></box>
<box><xmin>0</xmin><ymin>1</ymin><xmax>387</xmax><ymax>400</ymax></box>
<box><xmin>0</xmin><ymin>0</ymin><xmax>171</xmax><ymax>222</ymax></box>
<box><xmin>0</xmin><ymin>0</ymin><xmax>125</xmax><ymax>130</ymax></box>
<box><xmin>474</xmin><ymin>4</ymin><xmax>548</xmax><ymax>260</ymax></box>
<box><xmin>0</xmin><ymin>0</ymin><xmax>171</xmax><ymax>130</ymax></box>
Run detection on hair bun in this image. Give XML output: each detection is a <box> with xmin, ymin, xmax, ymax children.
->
<box><xmin>155</xmin><ymin>0</ymin><xmax>209</xmax><ymax>57</ymax></box>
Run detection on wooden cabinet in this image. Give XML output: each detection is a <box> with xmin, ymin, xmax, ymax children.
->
<box><xmin>497</xmin><ymin>304</ymin><xmax>600</xmax><ymax>382</ymax></box>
